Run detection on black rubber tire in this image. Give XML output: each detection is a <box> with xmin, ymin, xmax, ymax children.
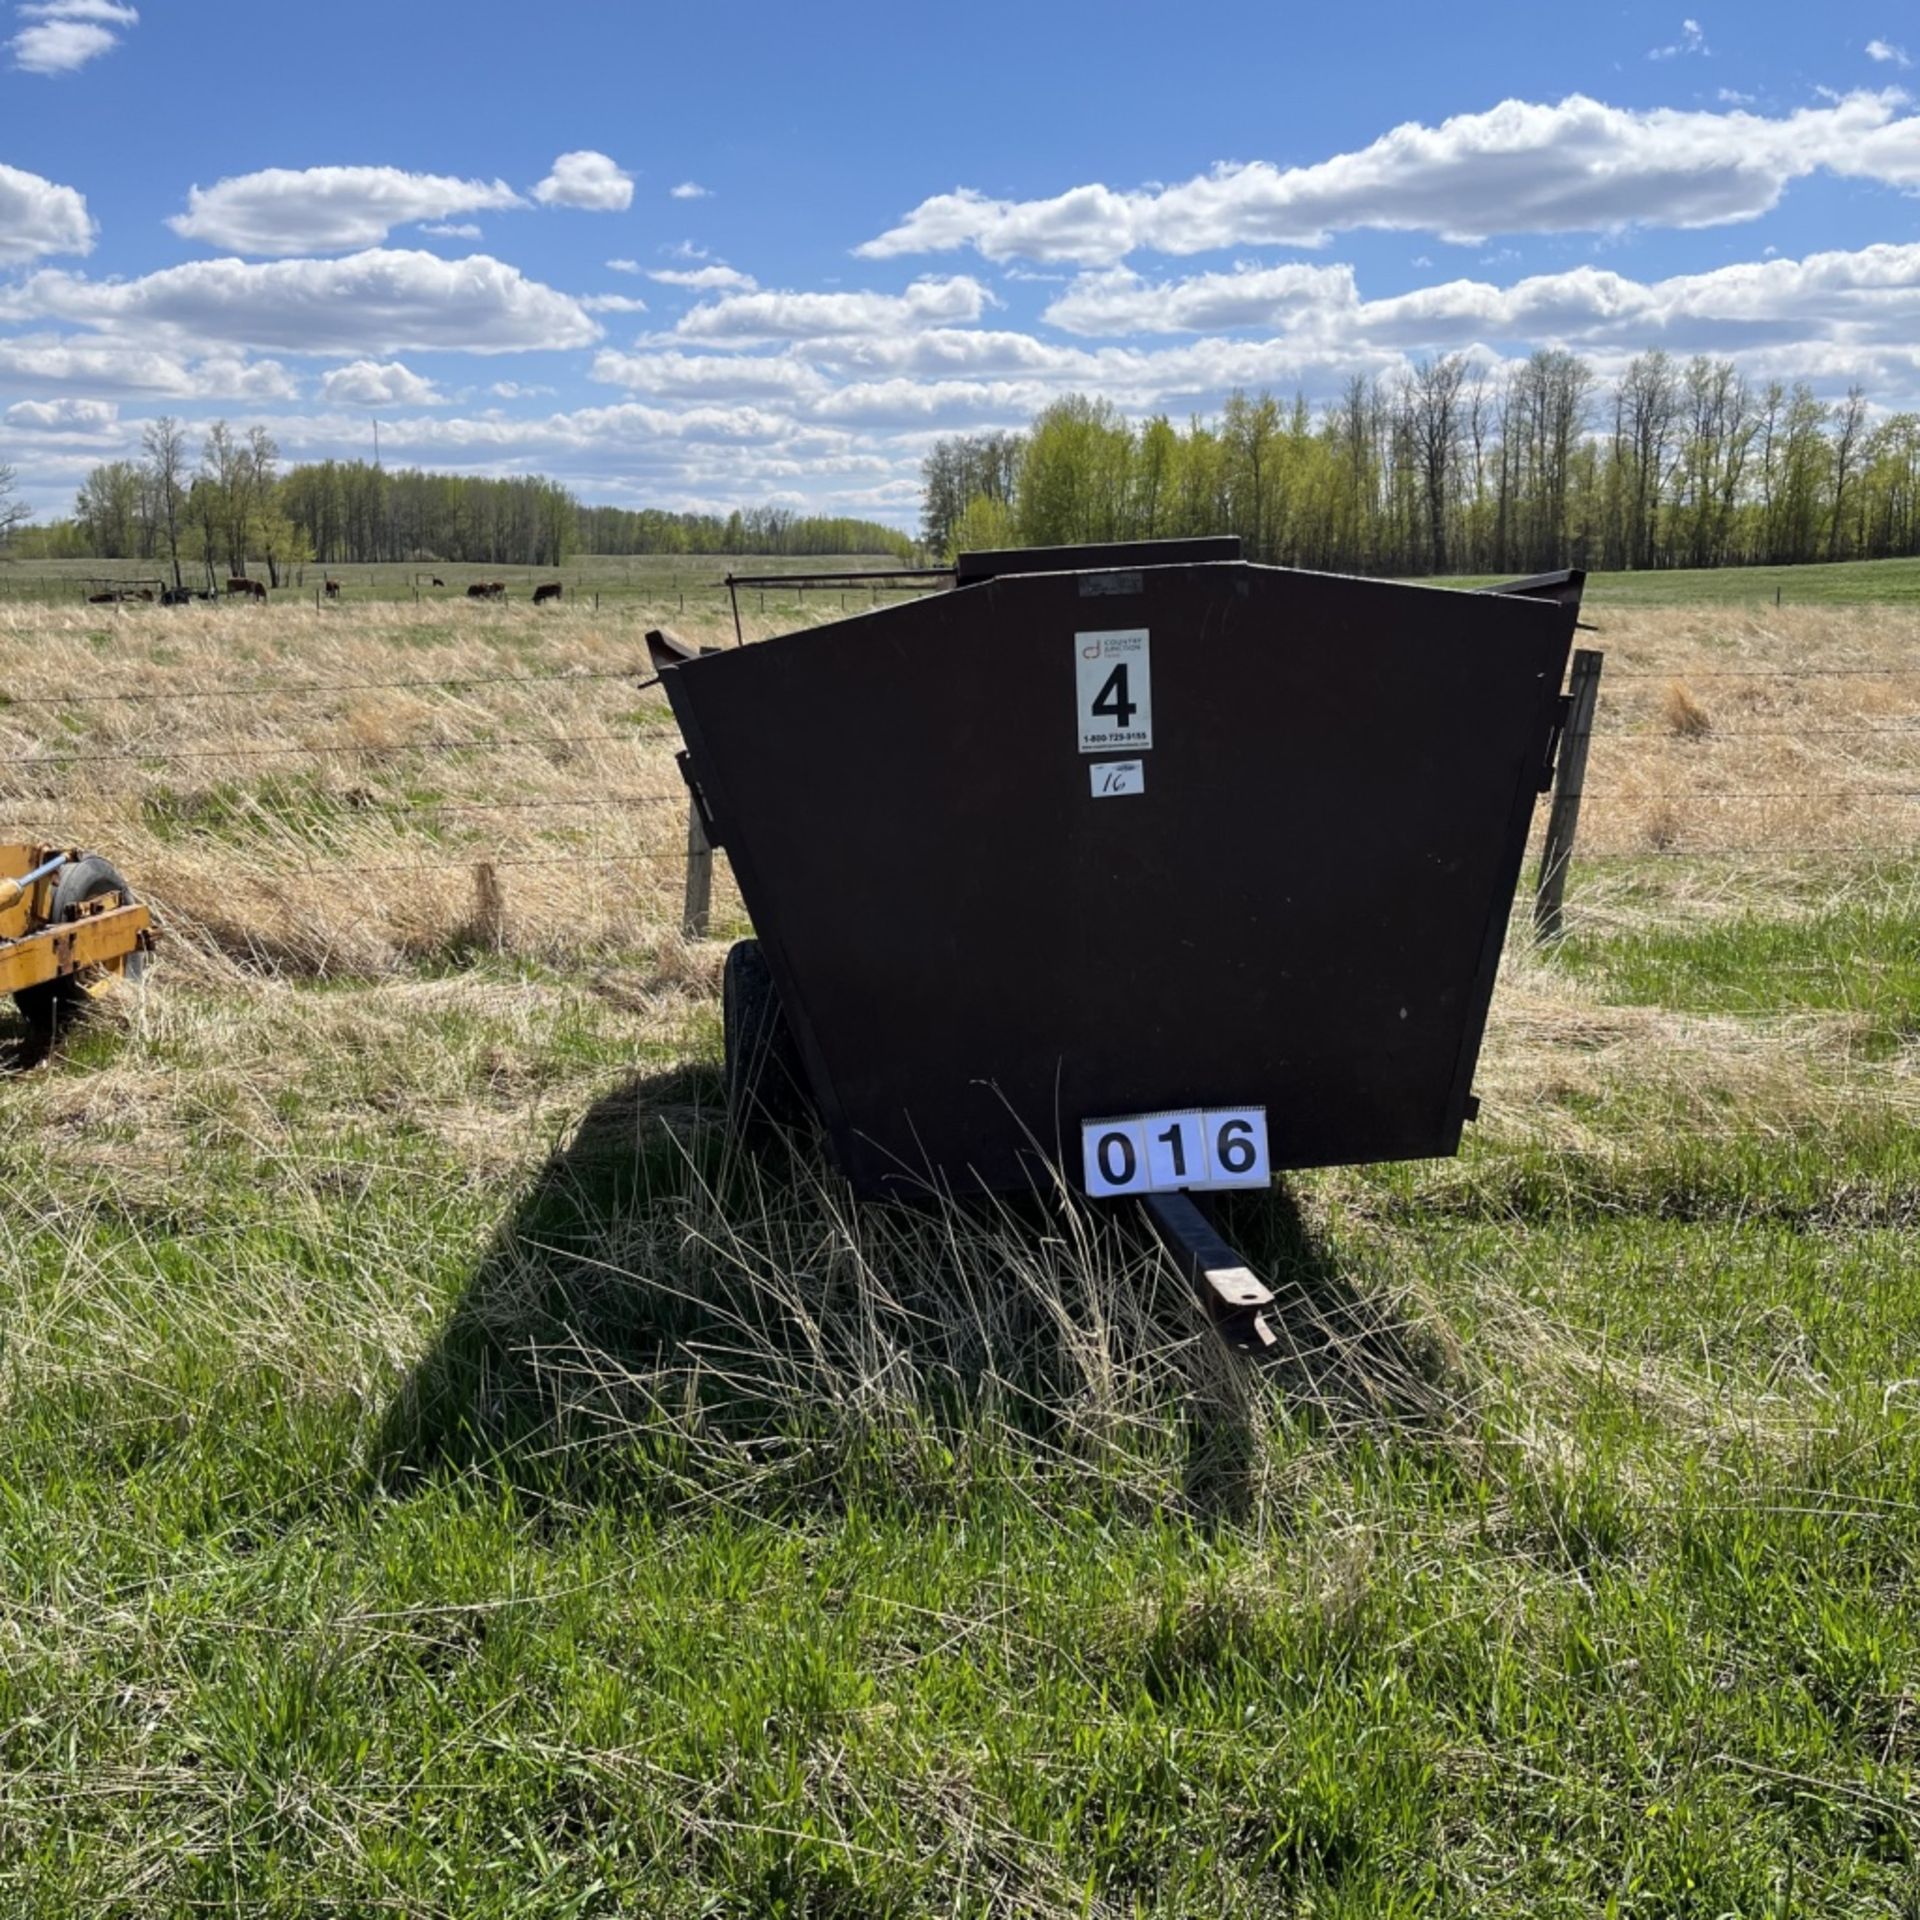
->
<box><xmin>11</xmin><ymin>854</ymin><xmax>145</xmax><ymax>1040</ymax></box>
<box><xmin>722</xmin><ymin>938</ymin><xmax>811</xmax><ymax>1134</ymax></box>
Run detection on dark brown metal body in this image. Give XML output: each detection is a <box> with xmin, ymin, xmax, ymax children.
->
<box><xmin>663</xmin><ymin>556</ymin><xmax>1578</xmax><ymax>1200</ymax></box>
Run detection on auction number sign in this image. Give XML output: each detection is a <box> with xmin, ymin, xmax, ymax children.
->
<box><xmin>1080</xmin><ymin>1106</ymin><xmax>1270</xmax><ymax>1197</ymax></box>
<box><xmin>1075</xmin><ymin>629</ymin><xmax>1152</xmax><ymax>753</ymax></box>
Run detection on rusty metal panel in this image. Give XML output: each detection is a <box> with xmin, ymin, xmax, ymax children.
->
<box><xmin>663</xmin><ymin>559</ymin><xmax>1576</xmax><ymax>1200</ymax></box>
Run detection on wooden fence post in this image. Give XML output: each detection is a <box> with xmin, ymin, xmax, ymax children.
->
<box><xmin>1534</xmin><ymin>647</ymin><xmax>1604</xmax><ymax>944</ymax></box>
<box><xmin>682</xmin><ymin>799</ymin><xmax>713</xmax><ymax>939</ymax></box>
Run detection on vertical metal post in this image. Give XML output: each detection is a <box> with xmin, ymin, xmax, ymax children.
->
<box><xmin>726</xmin><ymin>575</ymin><xmax>743</xmax><ymax>646</ymax></box>
<box><xmin>682</xmin><ymin>800</ymin><xmax>713</xmax><ymax>939</ymax></box>
<box><xmin>1534</xmin><ymin>647</ymin><xmax>1604</xmax><ymax>944</ymax></box>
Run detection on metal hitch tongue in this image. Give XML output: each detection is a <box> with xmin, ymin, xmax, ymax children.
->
<box><xmin>1141</xmin><ymin>1192</ymin><xmax>1279</xmax><ymax>1352</ymax></box>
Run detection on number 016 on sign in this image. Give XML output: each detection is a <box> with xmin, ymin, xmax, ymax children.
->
<box><xmin>1080</xmin><ymin>1107</ymin><xmax>1271</xmax><ymax>1197</ymax></box>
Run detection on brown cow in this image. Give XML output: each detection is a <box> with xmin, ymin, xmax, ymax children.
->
<box><xmin>227</xmin><ymin>577</ymin><xmax>267</xmax><ymax>601</ymax></box>
<box><xmin>324</xmin><ymin>580</ymin><xmax>341</xmax><ymax>600</ymax></box>
<box><xmin>532</xmin><ymin>581</ymin><xmax>563</xmax><ymax>606</ymax></box>
<box><xmin>465</xmin><ymin>581</ymin><xmax>505</xmax><ymax>600</ymax></box>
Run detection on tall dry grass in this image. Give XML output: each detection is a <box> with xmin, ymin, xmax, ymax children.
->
<box><xmin>1</xmin><ymin>592</ymin><xmax>1913</xmax><ymax>1497</ymax></box>
<box><xmin>0</xmin><ymin>595</ymin><xmax>817</xmax><ymax>979</ymax></box>
<box><xmin>1565</xmin><ymin>603</ymin><xmax>1920</xmax><ymax>862</ymax></box>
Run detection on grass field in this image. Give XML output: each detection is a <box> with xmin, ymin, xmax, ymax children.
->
<box><xmin>0</xmin><ymin>550</ymin><xmax>936</xmax><ymax>617</ymax></box>
<box><xmin>1</xmin><ymin>582</ymin><xmax>1918</xmax><ymax>1914</ymax></box>
<box><xmin>9</xmin><ymin>546</ymin><xmax>1920</xmax><ymax>612</ymax></box>
<box><xmin>1436</xmin><ymin>553</ymin><xmax>1920</xmax><ymax>608</ymax></box>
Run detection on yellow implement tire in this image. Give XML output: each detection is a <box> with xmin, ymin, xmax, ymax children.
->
<box><xmin>11</xmin><ymin>854</ymin><xmax>145</xmax><ymax>1042</ymax></box>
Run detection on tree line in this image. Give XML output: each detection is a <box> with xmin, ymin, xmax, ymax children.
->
<box><xmin>920</xmin><ymin>354</ymin><xmax>1920</xmax><ymax>576</ymax></box>
<box><xmin>6</xmin><ymin>422</ymin><xmax>914</xmax><ymax>576</ymax></box>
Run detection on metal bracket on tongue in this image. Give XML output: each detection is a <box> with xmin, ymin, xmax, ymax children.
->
<box><xmin>1140</xmin><ymin>1191</ymin><xmax>1279</xmax><ymax>1352</ymax></box>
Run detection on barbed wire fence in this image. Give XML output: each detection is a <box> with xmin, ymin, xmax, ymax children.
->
<box><xmin>2</xmin><ymin>646</ymin><xmax>1916</xmax><ymax>952</ymax></box>
<box><xmin>1529</xmin><ymin>650</ymin><xmax>1920</xmax><ymax>939</ymax></box>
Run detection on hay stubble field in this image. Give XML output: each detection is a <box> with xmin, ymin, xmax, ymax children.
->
<box><xmin>2</xmin><ymin>575</ymin><xmax>1918</xmax><ymax>1914</ymax></box>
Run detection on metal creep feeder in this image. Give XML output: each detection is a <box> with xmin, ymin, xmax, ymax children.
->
<box><xmin>650</xmin><ymin>539</ymin><xmax>1586</xmax><ymax>1348</ymax></box>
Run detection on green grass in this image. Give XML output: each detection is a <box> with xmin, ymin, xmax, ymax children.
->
<box><xmin>4</xmin><ymin>863</ymin><xmax>1920</xmax><ymax>1913</ymax></box>
<box><xmin>1432</xmin><ymin>552</ymin><xmax>1920</xmax><ymax>607</ymax></box>
<box><xmin>1557</xmin><ymin>890</ymin><xmax>1920</xmax><ymax>1041</ymax></box>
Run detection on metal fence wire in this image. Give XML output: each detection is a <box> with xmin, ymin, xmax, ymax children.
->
<box><xmin>0</xmin><ymin>646</ymin><xmax>1914</xmax><ymax>945</ymax></box>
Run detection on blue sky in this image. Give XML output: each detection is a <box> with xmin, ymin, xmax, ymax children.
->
<box><xmin>2</xmin><ymin>0</ymin><xmax>1918</xmax><ymax>524</ymax></box>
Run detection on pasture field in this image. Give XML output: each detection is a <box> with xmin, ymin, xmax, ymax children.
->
<box><xmin>1436</xmin><ymin>552</ymin><xmax>1920</xmax><ymax>608</ymax></box>
<box><xmin>0</xmin><ymin>551</ymin><xmax>935</xmax><ymax>617</ymax></box>
<box><xmin>1</xmin><ymin>587</ymin><xmax>1918</xmax><ymax>1915</ymax></box>
<box><xmin>9</xmin><ymin>546</ymin><xmax>1920</xmax><ymax>612</ymax></box>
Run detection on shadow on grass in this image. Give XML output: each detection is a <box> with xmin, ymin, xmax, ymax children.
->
<box><xmin>370</xmin><ymin>1065</ymin><xmax>1462</xmax><ymax>1525</ymax></box>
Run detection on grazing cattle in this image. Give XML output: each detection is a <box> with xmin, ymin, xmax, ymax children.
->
<box><xmin>227</xmin><ymin>577</ymin><xmax>267</xmax><ymax>601</ymax></box>
<box><xmin>532</xmin><ymin>581</ymin><xmax>563</xmax><ymax>606</ymax></box>
<box><xmin>87</xmin><ymin>592</ymin><xmax>117</xmax><ymax>605</ymax></box>
<box><xmin>465</xmin><ymin>581</ymin><xmax>506</xmax><ymax>601</ymax></box>
<box><xmin>431</xmin><ymin>576</ymin><xmax>446</xmax><ymax>588</ymax></box>
<box><xmin>323</xmin><ymin>580</ymin><xmax>341</xmax><ymax>601</ymax></box>
<box><xmin>161</xmin><ymin>586</ymin><xmax>194</xmax><ymax>607</ymax></box>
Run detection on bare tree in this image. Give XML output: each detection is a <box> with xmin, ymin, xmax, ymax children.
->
<box><xmin>1404</xmin><ymin>355</ymin><xmax>1468</xmax><ymax>573</ymax></box>
<box><xmin>141</xmin><ymin>415</ymin><xmax>189</xmax><ymax>591</ymax></box>
<box><xmin>1616</xmin><ymin>352</ymin><xmax>1681</xmax><ymax>571</ymax></box>
<box><xmin>0</xmin><ymin>461</ymin><xmax>30</xmax><ymax>549</ymax></box>
<box><xmin>1828</xmin><ymin>386</ymin><xmax>1868</xmax><ymax>561</ymax></box>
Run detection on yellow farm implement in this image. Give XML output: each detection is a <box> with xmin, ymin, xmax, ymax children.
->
<box><xmin>1</xmin><ymin>845</ymin><xmax>156</xmax><ymax>1045</ymax></box>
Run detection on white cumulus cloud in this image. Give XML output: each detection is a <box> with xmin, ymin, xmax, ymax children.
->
<box><xmin>590</xmin><ymin>350</ymin><xmax>828</xmax><ymax>402</ymax></box>
<box><xmin>4</xmin><ymin>395</ymin><xmax>117</xmax><ymax>430</ymax></box>
<box><xmin>0</xmin><ymin>162</ymin><xmax>95</xmax><ymax>263</ymax></box>
<box><xmin>858</xmin><ymin>91</ymin><xmax>1920</xmax><ymax>261</ymax></box>
<box><xmin>670</xmin><ymin>182</ymin><xmax>712</xmax><ymax>200</ymax></box>
<box><xmin>673</xmin><ymin>276</ymin><xmax>991</xmax><ymax>343</ymax></box>
<box><xmin>319</xmin><ymin>359</ymin><xmax>443</xmax><ymax>406</ymax></box>
<box><xmin>0</xmin><ymin>249</ymin><xmax>600</xmax><ymax>356</ymax></box>
<box><xmin>1866</xmin><ymin>38</ymin><xmax>1911</xmax><ymax>66</ymax></box>
<box><xmin>1043</xmin><ymin>262</ymin><xmax>1358</xmax><ymax>335</ymax></box>
<box><xmin>533</xmin><ymin>151</ymin><xmax>633</xmax><ymax>211</ymax></box>
<box><xmin>8</xmin><ymin>0</ymin><xmax>136</xmax><ymax>73</ymax></box>
<box><xmin>170</xmin><ymin>167</ymin><xmax>524</xmax><ymax>256</ymax></box>
<box><xmin>0</xmin><ymin>337</ymin><xmax>300</xmax><ymax>400</ymax></box>
<box><xmin>648</xmin><ymin>264</ymin><xmax>759</xmax><ymax>292</ymax></box>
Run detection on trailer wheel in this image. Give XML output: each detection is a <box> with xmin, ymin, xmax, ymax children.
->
<box><xmin>11</xmin><ymin>855</ymin><xmax>146</xmax><ymax>1041</ymax></box>
<box><xmin>722</xmin><ymin>938</ymin><xmax>810</xmax><ymax>1134</ymax></box>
